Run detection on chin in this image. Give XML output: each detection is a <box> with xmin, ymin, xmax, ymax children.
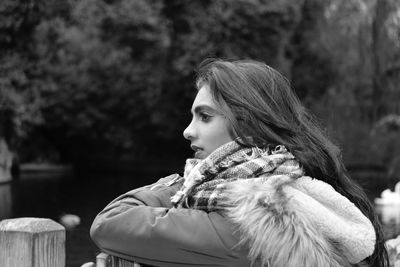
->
<box><xmin>194</xmin><ymin>151</ymin><xmax>206</xmax><ymax>159</ymax></box>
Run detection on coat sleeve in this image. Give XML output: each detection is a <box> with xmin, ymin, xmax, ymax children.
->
<box><xmin>90</xmin><ymin>174</ymin><xmax>250</xmax><ymax>267</ymax></box>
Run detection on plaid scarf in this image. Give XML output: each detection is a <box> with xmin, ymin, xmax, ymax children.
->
<box><xmin>171</xmin><ymin>141</ymin><xmax>304</xmax><ymax>212</ymax></box>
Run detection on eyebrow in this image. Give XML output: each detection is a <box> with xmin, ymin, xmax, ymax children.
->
<box><xmin>191</xmin><ymin>105</ymin><xmax>217</xmax><ymax>115</ymax></box>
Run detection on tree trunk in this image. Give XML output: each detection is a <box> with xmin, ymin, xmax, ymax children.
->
<box><xmin>0</xmin><ymin>107</ymin><xmax>16</xmax><ymax>182</ymax></box>
<box><xmin>372</xmin><ymin>0</ymin><xmax>400</xmax><ymax>117</ymax></box>
<box><xmin>0</xmin><ymin>138</ymin><xmax>12</xmax><ymax>183</ymax></box>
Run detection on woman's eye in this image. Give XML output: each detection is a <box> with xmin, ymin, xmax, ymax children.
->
<box><xmin>199</xmin><ymin>112</ymin><xmax>212</xmax><ymax>122</ymax></box>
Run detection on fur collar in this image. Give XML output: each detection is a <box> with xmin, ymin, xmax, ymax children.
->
<box><xmin>220</xmin><ymin>175</ymin><xmax>376</xmax><ymax>267</ymax></box>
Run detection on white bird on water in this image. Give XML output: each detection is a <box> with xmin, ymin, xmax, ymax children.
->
<box><xmin>59</xmin><ymin>213</ymin><xmax>81</xmax><ymax>229</ymax></box>
<box><xmin>374</xmin><ymin>181</ymin><xmax>400</xmax><ymax>205</ymax></box>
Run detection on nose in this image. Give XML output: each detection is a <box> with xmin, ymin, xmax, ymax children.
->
<box><xmin>183</xmin><ymin>120</ymin><xmax>195</xmax><ymax>140</ymax></box>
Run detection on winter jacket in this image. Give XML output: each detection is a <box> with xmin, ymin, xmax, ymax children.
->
<box><xmin>90</xmin><ymin>173</ymin><xmax>376</xmax><ymax>267</ymax></box>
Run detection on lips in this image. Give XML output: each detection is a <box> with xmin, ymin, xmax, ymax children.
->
<box><xmin>190</xmin><ymin>145</ymin><xmax>203</xmax><ymax>158</ymax></box>
<box><xmin>190</xmin><ymin>145</ymin><xmax>202</xmax><ymax>152</ymax></box>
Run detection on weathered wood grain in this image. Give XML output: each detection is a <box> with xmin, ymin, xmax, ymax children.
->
<box><xmin>0</xmin><ymin>217</ymin><xmax>65</xmax><ymax>267</ymax></box>
<box><xmin>96</xmin><ymin>252</ymin><xmax>141</xmax><ymax>267</ymax></box>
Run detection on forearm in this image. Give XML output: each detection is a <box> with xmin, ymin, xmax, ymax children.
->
<box><xmin>91</xmin><ymin>206</ymin><xmax>248</xmax><ymax>266</ymax></box>
<box><xmin>90</xmin><ymin>174</ymin><xmax>249</xmax><ymax>267</ymax></box>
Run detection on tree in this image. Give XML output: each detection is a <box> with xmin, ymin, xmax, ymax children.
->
<box><xmin>0</xmin><ymin>0</ymin><xmax>47</xmax><ymax>168</ymax></box>
<box><xmin>31</xmin><ymin>0</ymin><xmax>170</xmax><ymax>160</ymax></box>
<box><xmin>372</xmin><ymin>0</ymin><xmax>400</xmax><ymax>116</ymax></box>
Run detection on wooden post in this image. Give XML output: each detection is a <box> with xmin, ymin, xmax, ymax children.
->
<box><xmin>0</xmin><ymin>217</ymin><xmax>65</xmax><ymax>267</ymax></box>
<box><xmin>96</xmin><ymin>253</ymin><xmax>141</xmax><ymax>267</ymax></box>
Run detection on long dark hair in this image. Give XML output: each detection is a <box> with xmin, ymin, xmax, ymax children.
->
<box><xmin>195</xmin><ymin>58</ymin><xmax>388</xmax><ymax>267</ymax></box>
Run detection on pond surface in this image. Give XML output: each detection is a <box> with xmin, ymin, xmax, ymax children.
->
<box><xmin>0</xmin><ymin>170</ymin><xmax>398</xmax><ymax>266</ymax></box>
<box><xmin>0</xmin><ymin>170</ymin><xmax>165</xmax><ymax>267</ymax></box>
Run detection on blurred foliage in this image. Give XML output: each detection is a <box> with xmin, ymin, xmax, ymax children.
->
<box><xmin>371</xmin><ymin>115</ymin><xmax>400</xmax><ymax>181</ymax></box>
<box><xmin>292</xmin><ymin>0</ymin><xmax>400</xmax><ymax>175</ymax></box>
<box><xmin>0</xmin><ymin>0</ymin><xmax>399</xmax><ymax>178</ymax></box>
<box><xmin>30</xmin><ymin>0</ymin><xmax>170</xmax><ymax>159</ymax></box>
<box><xmin>0</xmin><ymin>0</ymin><xmax>45</xmax><ymax>147</ymax></box>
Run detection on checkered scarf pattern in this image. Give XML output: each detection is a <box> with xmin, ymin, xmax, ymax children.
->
<box><xmin>171</xmin><ymin>141</ymin><xmax>304</xmax><ymax>211</ymax></box>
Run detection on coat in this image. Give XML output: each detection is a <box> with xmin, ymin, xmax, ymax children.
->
<box><xmin>90</xmin><ymin>173</ymin><xmax>376</xmax><ymax>267</ymax></box>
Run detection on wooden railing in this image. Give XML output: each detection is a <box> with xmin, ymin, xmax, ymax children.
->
<box><xmin>92</xmin><ymin>253</ymin><xmax>141</xmax><ymax>267</ymax></box>
<box><xmin>2</xmin><ymin>217</ymin><xmax>400</xmax><ymax>267</ymax></box>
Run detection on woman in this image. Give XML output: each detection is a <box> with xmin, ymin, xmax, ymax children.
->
<box><xmin>90</xmin><ymin>59</ymin><xmax>388</xmax><ymax>267</ymax></box>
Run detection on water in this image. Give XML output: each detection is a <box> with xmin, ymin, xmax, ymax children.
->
<box><xmin>0</xmin><ymin>170</ymin><xmax>166</xmax><ymax>267</ymax></box>
<box><xmin>0</xmin><ymin>170</ymin><xmax>398</xmax><ymax>266</ymax></box>
<box><xmin>376</xmin><ymin>205</ymin><xmax>400</xmax><ymax>240</ymax></box>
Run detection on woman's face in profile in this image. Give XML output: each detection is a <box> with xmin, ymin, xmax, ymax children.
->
<box><xmin>183</xmin><ymin>85</ymin><xmax>233</xmax><ymax>159</ymax></box>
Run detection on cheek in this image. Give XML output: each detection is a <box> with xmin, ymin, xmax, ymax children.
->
<box><xmin>209</xmin><ymin>124</ymin><xmax>232</xmax><ymax>147</ymax></box>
